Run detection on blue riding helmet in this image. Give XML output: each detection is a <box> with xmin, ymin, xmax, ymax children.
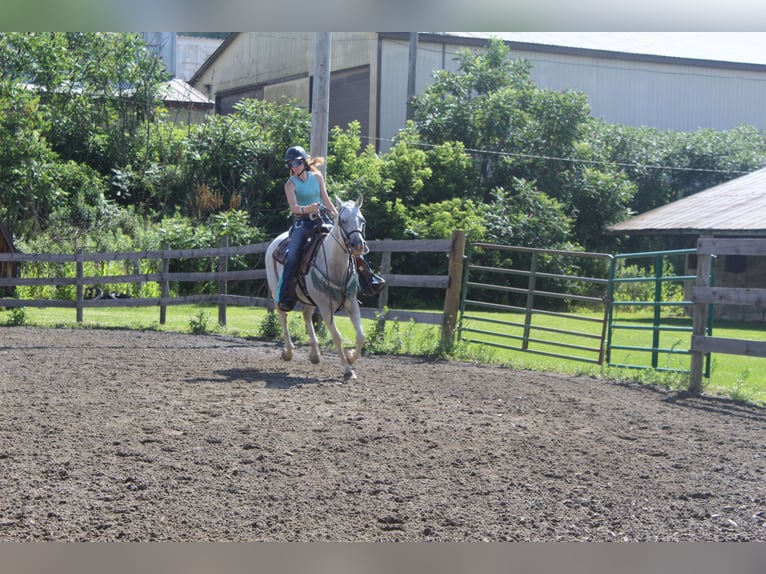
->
<box><xmin>285</xmin><ymin>146</ymin><xmax>307</xmax><ymax>164</ymax></box>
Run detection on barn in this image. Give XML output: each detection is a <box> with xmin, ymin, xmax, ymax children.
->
<box><xmin>0</xmin><ymin>217</ymin><xmax>19</xmax><ymax>297</ymax></box>
<box><xmin>190</xmin><ymin>32</ymin><xmax>766</xmax><ymax>153</ymax></box>
<box><xmin>608</xmin><ymin>166</ymin><xmax>766</xmax><ymax>322</ymax></box>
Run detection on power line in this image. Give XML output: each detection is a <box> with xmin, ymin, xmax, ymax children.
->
<box><xmin>366</xmin><ymin>135</ymin><xmax>758</xmax><ymax>177</ymax></box>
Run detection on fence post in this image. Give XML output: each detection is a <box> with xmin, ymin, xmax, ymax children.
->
<box><xmin>218</xmin><ymin>235</ymin><xmax>228</xmax><ymax>326</ymax></box>
<box><xmin>160</xmin><ymin>243</ymin><xmax>169</xmax><ymax>325</ymax></box>
<box><xmin>651</xmin><ymin>254</ymin><xmax>663</xmax><ymax>369</ymax></box>
<box><xmin>376</xmin><ymin>242</ymin><xmax>391</xmax><ymax>332</ymax></box>
<box><xmin>522</xmin><ymin>252</ymin><xmax>539</xmax><ymax>350</ymax></box>
<box><xmin>441</xmin><ymin>229</ymin><xmax>465</xmax><ymax>349</ymax></box>
<box><xmin>76</xmin><ymin>249</ymin><xmax>84</xmax><ymax>323</ymax></box>
<box><xmin>689</xmin><ymin>249</ymin><xmax>712</xmax><ymax>393</ymax></box>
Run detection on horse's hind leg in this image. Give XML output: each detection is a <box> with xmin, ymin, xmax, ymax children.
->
<box><xmin>278</xmin><ymin>309</ymin><xmax>294</xmax><ymax>362</ymax></box>
<box><xmin>303</xmin><ymin>306</ymin><xmax>321</xmax><ymax>364</ymax></box>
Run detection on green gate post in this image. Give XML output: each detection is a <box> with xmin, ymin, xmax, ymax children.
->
<box><xmin>651</xmin><ymin>254</ymin><xmax>663</xmax><ymax>369</ymax></box>
<box><xmin>522</xmin><ymin>252</ymin><xmax>538</xmax><ymax>351</ymax></box>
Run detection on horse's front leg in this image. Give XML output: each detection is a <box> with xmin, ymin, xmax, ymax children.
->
<box><xmin>321</xmin><ymin>313</ymin><xmax>355</xmax><ymax>380</ymax></box>
<box><xmin>303</xmin><ymin>306</ymin><xmax>321</xmax><ymax>364</ymax></box>
<box><xmin>278</xmin><ymin>309</ymin><xmax>294</xmax><ymax>362</ymax></box>
<box><xmin>344</xmin><ymin>299</ymin><xmax>365</xmax><ymax>365</ymax></box>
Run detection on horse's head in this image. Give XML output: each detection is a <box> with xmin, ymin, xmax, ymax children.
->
<box><xmin>335</xmin><ymin>194</ymin><xmax>367</xmax><ymax>257</ymax></box>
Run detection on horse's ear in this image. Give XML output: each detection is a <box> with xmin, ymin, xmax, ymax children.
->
<box><xmin>335</xmin><ymin>195</ymin><xmax>343</xmax><ymax>210</ymax></box>
<box><xmin>357</xmin><ymin>193</ymin><xmax>363</xmax><ymax>208</ymax></box>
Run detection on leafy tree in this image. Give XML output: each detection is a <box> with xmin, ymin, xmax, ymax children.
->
<box><xmin>420</xmin><ymin>140</ymin><xmax>478</xmax><ymax>204</ymax></box>
<box><xmin>0</xmin><ymin>32</ymin><xmax>170</xmax><ymax>232</ymax></box>
<box><xmin>591</xmin><ymin>122</ymin><xmax>766</xmax><ymax>217</ymax></box>
<box><xmin>327</xmin><ymin>122</ymin><xmax>399</xmax><ymax>240</ymax></box>
<box><xmin>380</xmin><ymin>123</ymin><xmax>432</xmax><ymax>205</ymax></box>
<box><xmin>412</xmin><ymin>37</ymin><xmax>618</xmax><ymax>251</ymax></box>
<box><xmin>405</xmin><ymin>198</ymin><xmax>486</xmax><ymax>241</ymax></box>
<box><xmin>182</xmin><ymin>97</ymin><xmax>311</xmax><ymax>234</ymax></box>
<box><xmin>484</xmin><ymin>179</ymin><xmax>575</xmax><ymax>250</ymax></box>
<box><xmin>0</xmin><ymin>85</ymin><xmax>60</xmax><ymax>235</ymax></box>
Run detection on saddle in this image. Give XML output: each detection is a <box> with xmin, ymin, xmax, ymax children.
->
<box><xmin>272</xmin><ymin>223</ymin><xmax>330</xmax><ymax>274</ymax></box>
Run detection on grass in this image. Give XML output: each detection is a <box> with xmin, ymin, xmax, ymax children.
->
<box><xmin>457</xmin><ymin>306</ymin><xmax>766</xmax><ymax>406</ymax></box>
<box><xmin>2</xmin><ymin>303</ymin><xmax>765</xmax><ymax>406</ymax></box>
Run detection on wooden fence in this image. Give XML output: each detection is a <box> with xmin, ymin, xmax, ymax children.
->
<box><xmin>689</xmin><ymin>237</ymin><xmax>766</xmax><ymax>392</ymax></box>
<box><xmin>0</xmin><ymin>231</ymin><xmax>465</xmax><ymax>346</ymax></box>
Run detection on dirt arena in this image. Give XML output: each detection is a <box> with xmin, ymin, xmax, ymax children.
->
<box><xmin>1</xmin><ymin>326</ymin><xmax>765</xmax><ymax>542</ymax></box>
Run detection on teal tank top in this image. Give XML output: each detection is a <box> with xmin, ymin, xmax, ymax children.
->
<box><xmin>291</xmin><ymin>172</ymin><xmax>322</xmax><ymax>206</ymax></box>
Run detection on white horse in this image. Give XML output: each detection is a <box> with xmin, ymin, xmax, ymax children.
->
<box><xmin>265</xmin><ymin>194</ymin><xmax>367</xmax><ymax>380</ymax></box>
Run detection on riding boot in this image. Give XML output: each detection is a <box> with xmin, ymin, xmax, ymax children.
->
<box><xmin>355</xmin><ymin>255</ymin><xmax>386</xmax><ymax>296</ymax></box>
<box><xmin>277</xmin><ymin>274</ymin><xmax>298</xmax><ymax>311</ymax></box>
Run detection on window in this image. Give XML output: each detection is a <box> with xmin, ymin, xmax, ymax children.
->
<box><xmin>724</xmin><ymin>255</ymin><xmax>747</xmax><ymax>274</ymax></box>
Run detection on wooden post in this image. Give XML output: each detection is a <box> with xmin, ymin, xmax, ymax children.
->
<box><xmin>160</xmin><ymin>243</ymin><xmax>169</xmax><ymax>325</ymax></box>
<box><xmin>218</xmin><ymin>235</ymin><xmax>228</xmax><ymax>326</ymax></box>
<box><xmin>406</xmin><ymin>32</ymin><xmax>418</xmax><ymax>121</ymax></box>
<box><xmin>689</xmin><ymin>248</ymin><xmax>712</xmax><ymax>393</ymax></box>
<box><xmin>376</xmin><ymin>243</ymin><xmax>392</xmax><ymax>332</ymax></box>
<box><xmin>441</xmin><ymin>230</ymin><xmax>465</xmax><ymax>349</ymax></box>
<box><xmin>133</xmin><ymin>259</ymin><xmax>141</xmax><ymax>297</ymax></box>
<box><xmin>310</xmin><ymin>32</ymin><xmax>331</xmax><ymax>177</ymax></box>
<box><xmin>75</xmin><ymin>249</ymin><xmax>84</xmax><ymax>323</ymax></box>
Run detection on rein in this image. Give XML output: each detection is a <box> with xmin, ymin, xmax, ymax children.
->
<box><xmin>309</xmin><ymin>204</ymin><xmax>364</xmax><ymax>313</ymax></box>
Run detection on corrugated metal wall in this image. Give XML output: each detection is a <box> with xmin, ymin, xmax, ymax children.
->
<box><xmin>194</xmin><ymin>34</ymin><xmax>766</xmax><ymax>155</ymax></box>
<box><xmin>523</xmin><ymin>50</ymin><xmax>766</xmax><ymax>132</ymax></box>
<box><xmin>378</xmin><ymin>37</ymin><xmax>766</xmax><ymax>153</ymax></box>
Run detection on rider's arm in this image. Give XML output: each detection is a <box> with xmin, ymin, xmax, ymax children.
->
<box><xmin>284</xmin><ymin>179</ymin><xmax>303</xmax><ymax>216</ymax></box>
<box><xmin>316</xmin><ymin>172</ymin><xmax>338</xmax><ymax>219</ymax></box>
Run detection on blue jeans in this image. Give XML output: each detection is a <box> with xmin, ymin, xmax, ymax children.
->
<box><xmin>277</xmin><ymin>216</ymin><xmax>322</xmax><ymax>304</ymax></box>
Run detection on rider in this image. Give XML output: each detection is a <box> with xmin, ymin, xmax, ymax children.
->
<box><xmin>277</xmin><ymin>145</ymin><xmax>338</xmax><ymax>312</ymax></box>
<box><xmin>277</xmin><ymin>145</ymin><xmax>387</xmax><ymax>312</ymax></box>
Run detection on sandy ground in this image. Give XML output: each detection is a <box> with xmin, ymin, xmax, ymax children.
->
<box><xmin>1</xmin><ymin>326</ymin><xmax>764</xmax><ymax>541</ymax></box>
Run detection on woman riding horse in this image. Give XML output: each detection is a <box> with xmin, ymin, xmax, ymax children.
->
<box><xmin>277</xmin><ymin>145</ymin><xmax>337</xmax><ymax>311</ymax></box>
<box><xmin>277</xmin><ymin>145</ymin><xmax>385</xmax><ymax>312</ymax></box>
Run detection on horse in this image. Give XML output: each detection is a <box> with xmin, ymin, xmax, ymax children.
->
<box><xmin>265</xmin><ymin>194</ymin><xmax>367</xmax><ymax>380</ymax></box>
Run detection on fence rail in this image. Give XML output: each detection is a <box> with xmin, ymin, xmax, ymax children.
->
<box><xmin>0</xmin><ymin>231</ymin><xmax>465</xmax><ymax>344</ymax></box>
<box><xmin>690</xmin><ymin>237</ymin><xmax>766</xmax><ymax>392</ymax></box>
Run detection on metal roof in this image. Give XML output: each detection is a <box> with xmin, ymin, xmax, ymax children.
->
<box><xmin>452</xmin><ymin>32</ymin><xmax>766</xmax><ymax>68</ymax></box>
<box><xmin>159</xmin><ymin>78</ymin><xmax>213</xmax><ymax>105</ymax></box>
<box><xmin>608</xmin><ymin>166</ymin><xmax>766</xmax><ymax>236</ymax></box>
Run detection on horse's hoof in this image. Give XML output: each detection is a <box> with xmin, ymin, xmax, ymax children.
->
<box><xmin>343</xmin><ymin>370</ymin><xmax>357</xmax><ymax>381</ymax></box>
<box><xmin>281</xmin><ymin>350</ymin><xmax>292</xmax><ymax>362</ymax></box>
<box><xmin>309</xmin><ymin>353</ymin><xmax>320</xmax><ymax>365</ymax></box>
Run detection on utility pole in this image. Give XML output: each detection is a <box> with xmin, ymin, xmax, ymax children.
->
<box><xmin>406</xmin><ymin>32</ymin><xmax>418</xmax><ymax>121</ymax></box>
<box><xmin>310</xmin><ymin>33</ymin><xmax>331</xmax><ymax>176</ymax></box>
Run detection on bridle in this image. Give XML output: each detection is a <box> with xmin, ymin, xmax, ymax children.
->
<box><xmin>330</xmin><ymin>203</ymin><xmax>368</xmax><ymax>255</ymax></box>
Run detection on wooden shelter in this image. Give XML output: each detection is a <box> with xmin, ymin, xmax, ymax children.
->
<box><xmin>608</xmin><ymin>166</ymin><xmax>766</xmax><ymax>321</ymax></box>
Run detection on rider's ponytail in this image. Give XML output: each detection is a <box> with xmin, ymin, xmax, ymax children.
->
<box><xmin>308</xmin><ymin>156</ymin><xmax>325</xmax><ymax>173</ymax></box>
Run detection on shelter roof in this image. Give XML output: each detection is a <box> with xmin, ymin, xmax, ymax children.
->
<box><xmin>608</xmin><ymin>166</ymin><xmax>766</xmax><ymax>236</ymax></box>
<box><xmin>159</xmin><ymin>78</ymin><xmax>214</xmax><ymax>105</ymax></box>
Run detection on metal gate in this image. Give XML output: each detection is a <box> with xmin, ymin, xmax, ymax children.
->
<box><xmin>458</xmin><ymin>243</ymin><xmax>712</xmax><ymax>375</ymax></box>
<box><xmin>458</xmin><ymin>243</ymin><xmax>613</xmax><ymax>364</ymax></box>
<box><xmin>606</xmin><ymin>248</ymin><xmax>713</xmax><ymax>376</ymax></box>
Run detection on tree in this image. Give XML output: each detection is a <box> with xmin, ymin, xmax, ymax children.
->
<box><xmin>181</xmin><ymin>97</ymin><xmax>311</xmax><ymax>234</ymax></box>
<box><xmin>0</xmin><ymin>32</ymin><xmax>169</xmax><ymax>232</ymax></box>
<box><xmin>412</xmin><ymin>37</ymin><xmax>626</xmax><ymax>251</ymax></box>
